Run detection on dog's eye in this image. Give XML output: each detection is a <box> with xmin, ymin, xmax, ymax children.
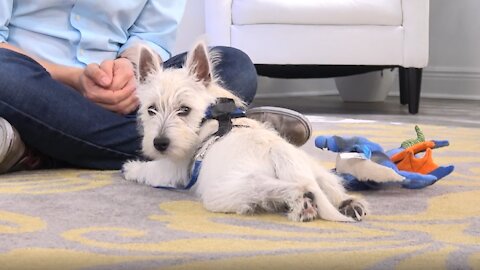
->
<box><xmin>147</xmin><ymin>105</ymin><xmax>158</xmax><ymax>116</ymax></box>
<box><xmin>177</xmin><ymin>106</ymin><xmax>191</xmax><ymax>116</ymax></box>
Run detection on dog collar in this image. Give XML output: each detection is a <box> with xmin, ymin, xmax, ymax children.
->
<box><xmin>151</xmin><ymin>135</ymin><xmax>220</xmax><ymax>191</ymax></box>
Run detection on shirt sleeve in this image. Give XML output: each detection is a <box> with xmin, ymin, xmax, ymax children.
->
<box><xmin>0</xmin><ymin>0</ymin><xmax>13</xmax><ymax>42</ymax></box>
<box><xmin>119</xmin><ymin>0</ymin><xmax>187</xmax><ymax>61</ymax></box>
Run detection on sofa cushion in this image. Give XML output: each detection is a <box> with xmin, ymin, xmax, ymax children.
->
<box><xmin>232</xmin><ymin>0</ymin><xmax>403</xmax><ymax>26</ymax></box>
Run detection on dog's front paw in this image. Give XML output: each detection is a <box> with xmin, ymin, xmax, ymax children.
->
<box><xmin>122</xmin><ymin>160</ymin><xmax>146</xmax><ymax>184</ymax></box>
<box><xmin>288</xmin><ymin>192</ymin><xmax>318</xmax><ymax>222</ymax></box>
<box><xmin>339</xmin><ymin>199</ymin><xmax>368</xmax><ymax>221</ymax></box>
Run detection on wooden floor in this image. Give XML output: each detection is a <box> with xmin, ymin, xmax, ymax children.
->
<box><xmin>251</xmin><ymin>95</ymin><xmax>480</xmax><ymax>128</ymax></box>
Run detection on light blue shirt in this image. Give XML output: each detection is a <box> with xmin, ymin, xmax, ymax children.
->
<box><xmin>0</xmin><ymin>0</ymin><xmax>186</xmax><ymax>67</ymax></box>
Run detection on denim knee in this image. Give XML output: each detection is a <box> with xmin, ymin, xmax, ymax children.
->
<box><xmin>211</xmin><ymin>46</ymin><xmax>258</xmax><ymax>104</ymax></box>
<box><xmin>0</xmin><ymin>48</ymin><xmax>41</xmax><ymax>70</ymax></box>
<box><xmin>0</xmin><ymin>49</ymin><xmax>19</xmax><ymax>86</ymax></box>
<box><xmin>0</xmin><ymin>48</ymin><xmax>47</xmax><ymax>96</ymax></box>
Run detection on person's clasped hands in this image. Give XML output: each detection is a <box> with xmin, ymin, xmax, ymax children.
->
<box><xmin>77</xmin><ymin>57</ymin><xmax>139</xmax><ymax>115</ymax></box>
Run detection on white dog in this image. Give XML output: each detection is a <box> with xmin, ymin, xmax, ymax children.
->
<box><xmin>122</xmin><ymin>42</ymin><xmax>368</xmax><ymax>222</ymax></box>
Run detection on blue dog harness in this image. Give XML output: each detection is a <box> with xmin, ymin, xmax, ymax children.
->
<box><xmin>154</xmin><ymin>98</ymin><xmax>247</xmax><ymax>190</ymax></box>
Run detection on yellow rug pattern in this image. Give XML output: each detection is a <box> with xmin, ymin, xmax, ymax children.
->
<box><xmin>1</xmin><ymin>122</ymin><xmax>479</xmax><ymax>269</ymax></box>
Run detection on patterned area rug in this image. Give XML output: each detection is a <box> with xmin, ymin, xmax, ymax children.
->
<box><xmin>1</xmin><ymin>118</ymin><xmax>479</xmax><ymax>270</ymax></box>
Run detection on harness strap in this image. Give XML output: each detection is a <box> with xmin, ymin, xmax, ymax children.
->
<box><xmin>203</xmin><ymin>98</ymin><xmax>246</xmax><ymax>136</ymax></box>
<box><xmin>154</xmin><ymin>98</ymin><xmax>247</xmax><ymax>190</ymax></box>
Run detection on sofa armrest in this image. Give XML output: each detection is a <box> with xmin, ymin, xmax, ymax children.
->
<box><xmin>205</xmin><ymin>0</ymin><xmax>233</xmax><ymax>46</ymax></box>
<box><xmin>402</xmin><ymin>0</ymin><xmax>430</xmax><ymax>68</ymax></box>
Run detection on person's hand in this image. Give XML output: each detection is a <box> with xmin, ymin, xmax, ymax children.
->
<box><xmin>100</xmin><ymin>58</ymin><xmax>139</xmax><ymax>114</ymax></box>
<box><xmin>78</xmin><ymin>58</ymin><xmax>138</xmax><ymax>114</ymax></box>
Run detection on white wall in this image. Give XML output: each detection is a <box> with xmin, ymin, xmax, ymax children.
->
<box><xmin>175</xmin><ymin>0</ymin><xmax>480</xmax><ymax>100</ymax></box>
<box><xmin>173</xmin><ymin>0</ymin><xmax>205</xmax><ymax>54</ymax></box>
<box><xmin>420</xmin><ymin>0</ymin><xmax>480</xmax><ymax>99</ymax></box>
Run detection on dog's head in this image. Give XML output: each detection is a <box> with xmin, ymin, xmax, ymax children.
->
<box><xmin>134</xmin><ymin>41</ymin><xmax>235</xmax><ymax>161</ymax></box>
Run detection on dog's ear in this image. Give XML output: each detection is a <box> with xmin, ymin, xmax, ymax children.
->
<box><xmin>186</xmin><ymin>41</ymin><xmax>212</xmax><ymax>86</ymax></box>
<box><xmin>137</xmin><ymin>46</ymin><xmax>162</xmax><ymax>83</ymax></box>
<box><xmin>121</xmin><ymin>44</ymin><xmax>161</xmax><ymax>83</ymax></box>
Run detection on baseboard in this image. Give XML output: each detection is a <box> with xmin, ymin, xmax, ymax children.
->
<box><xmin>414</xmin><ymin>67</ymin><xmax>480</xmax><ymax>100</ymax></box>
<box><xmin>256</xmin><ymin>67</ymin><xmax>480</xmax><ymax>100</ymax></box>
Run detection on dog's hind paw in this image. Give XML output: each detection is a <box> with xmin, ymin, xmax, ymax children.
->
<box><xmin>288</xmin><ymin>192</ymin><xmax>318</xmax><ymax>222</ymax></box>
<box><xmin>339</xmin><ymin>199</ymin><xmax>368</xmax><ymax>221</ymax></box>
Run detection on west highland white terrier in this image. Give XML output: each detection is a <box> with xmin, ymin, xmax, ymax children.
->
<box><xmin>122</xmin><ymin>42</ymin><xmax>368</xmax><ymax>222</ymax></box>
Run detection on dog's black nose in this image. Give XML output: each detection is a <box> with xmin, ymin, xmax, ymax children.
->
<box><xmin>154</xmin><ymin>137</ymin><xmax>170</xmax><ymax>152</ymax></box>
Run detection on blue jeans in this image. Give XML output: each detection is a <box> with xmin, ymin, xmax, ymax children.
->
<box><xmin>0</xmin><ymin>47</ymin><xmax>257</xmax><ymax>169</ymax></box>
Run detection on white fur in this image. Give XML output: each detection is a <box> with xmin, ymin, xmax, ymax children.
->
<box><xmin>336</xmin><ymin>154</ymin><xmax>405</xmax><ymax>183</ymax></box>
<box><xmin>122</xmin><ymin>41</ymin><xmax>368</xmax><ymax>222</ymax></box>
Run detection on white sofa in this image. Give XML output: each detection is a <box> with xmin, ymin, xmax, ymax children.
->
<box><xmin>204</xmin><ymin>0</ymin><xmax>430</xmax><ymax>114</ymax></box>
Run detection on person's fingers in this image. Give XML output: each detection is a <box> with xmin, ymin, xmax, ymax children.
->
<box><xmin>112</xmin><ymin>79</ymin><xmax>138</xmax><ymax>114</ymax></box>
<box><xmin>89</xmin><ymin>89</ymin><xmax>129</xmax><ymax>106</ymax></box>
<box><xmin>84</xmin><ymin>63</ymin><xmax>111</xmax><ymax>87</ymax></box>
<box><xmin>111</xmin><ymin>58</ymin><xmax>135</xmax><ymax>90</ymax></box>
<box><xmin>80</xmin><ymin>61</ymin><xmax>138</xmax><ymax>114</ymax></box>
<box><xmin>115</xmin><ymin>94</ymin><xmax>139</xmax><ymax>115</ymax></box>
<box><xmin>82</xmin><ymin>88</ymin><xmax>113</xmax><ymax>105</ymax></box>
<box><xmin>115</xmin><ymin>78</ymin><xmax>138</xmax><ymax>114</ymax></box>
<box><xmin>96</xmin><ymin>91</ymin><xmax>139</xmax><ymax>115</ymax></box>
<box><xmin>99</xmin><ymin>60</ymin><xmax>114</xmax><ymax>86</ymax></box>
<box><xmin>121</xmin><ymin>78</ymin><xmax>136</xmax><ymax>95</ymax></box>
<box><xmin>89</xmin><ymin>81</ymin><xmax>136</xmax><ymax>106</ymax></box>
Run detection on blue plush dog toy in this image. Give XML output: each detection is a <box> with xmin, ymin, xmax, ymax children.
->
<box><xmin>315</xmin><ymin>128</ymin><xmax>454</xmax><ymax>190</ymax></box>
